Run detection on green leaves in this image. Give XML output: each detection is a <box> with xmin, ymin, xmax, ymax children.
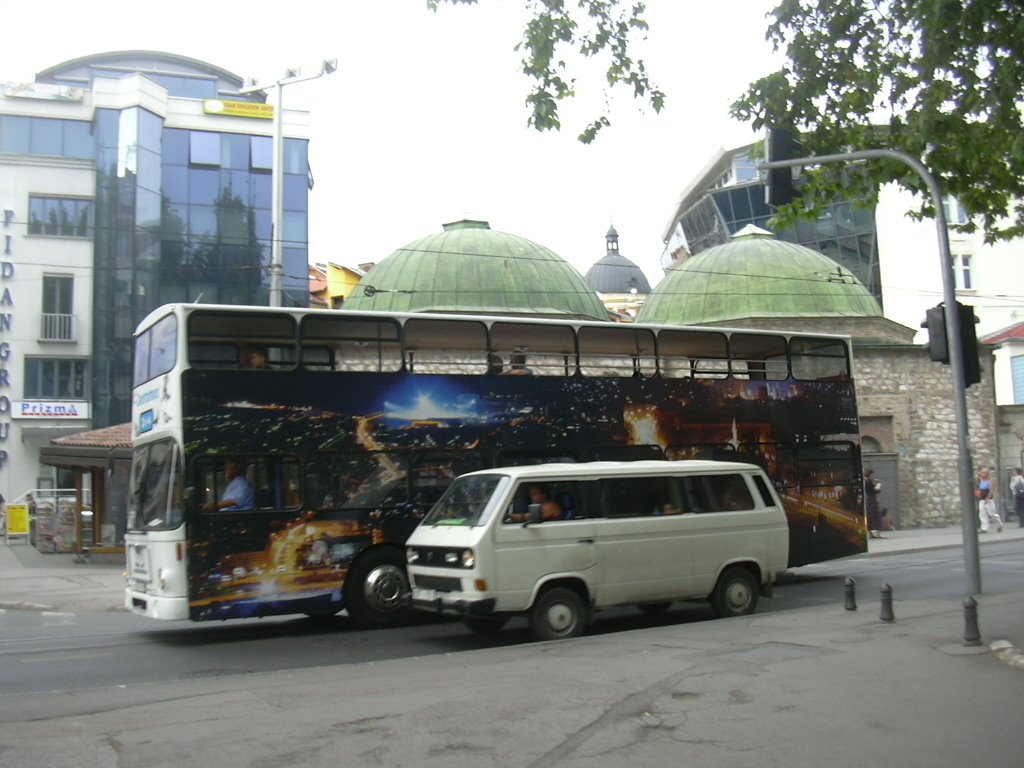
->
<box><xmin>430</xmin><ymin>0</ymin><xmax>664</xmax><ymax>143</ymax></box>
<box><xmin>732</xmin><ymin>0</ymin><xmax>1024</xmax><ymax>242</ymax></box>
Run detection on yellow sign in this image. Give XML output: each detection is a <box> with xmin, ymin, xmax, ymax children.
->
<box><xmin>6</xmin><ymin>504</ymin><xmax>29</xmax><ymax>536</ymax></box>
<box><xmin>203</xmin><ymin>99</ymin><xmax>274</xmax><ymax>120</ymax></box>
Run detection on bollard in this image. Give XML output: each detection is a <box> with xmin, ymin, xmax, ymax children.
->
<box><xmin>962</xmin><ymin>596</ymin><xmax>982</xmax><ymax>646</ymax></box>
<box><xmin>879</xmin><ymin>583</ymin><xmax>894</xmax><ymax>622</ymax></box>
<box><xmin>843</xmin><ymin>577</ymin><xmax>857</xmax><ymax>611</ymax></box>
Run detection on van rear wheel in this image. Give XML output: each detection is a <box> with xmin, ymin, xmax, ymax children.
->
<box><xmin>528</xmin><ymin>587</ymin><xmax>587</xmax><ymax>641</ymax></box>
<box><xmin>710</xmin><ymin>566</ymin><xmax>758</xmax><ymax>618</ymax></box>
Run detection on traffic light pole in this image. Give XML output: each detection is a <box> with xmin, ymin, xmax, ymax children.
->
<box><xmin>761</xmin><ymin>147</ymin><xmax>981</xmax><ymax>595</ymax></box>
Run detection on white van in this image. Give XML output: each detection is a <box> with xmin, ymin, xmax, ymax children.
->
<box><xmin>406</xmin><ymin>460</ymin><xmax>789</xmax><ymax>641</ymax></box>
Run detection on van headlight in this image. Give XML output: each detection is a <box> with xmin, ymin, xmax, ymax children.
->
<box><xmin>442</xmin><ymin>549</ymin><xmax>476</xmax><ymax>568</ymax></box>
<box><xmin>406</xmin><ymin>548</ymin><xmax>420</xmax><ymax>564</ymax></box>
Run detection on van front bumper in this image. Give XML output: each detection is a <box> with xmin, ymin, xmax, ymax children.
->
<box><xmin>411</xmin><ymin>592</ymin><xmax>497</xmax><ymax>618</ymax></box>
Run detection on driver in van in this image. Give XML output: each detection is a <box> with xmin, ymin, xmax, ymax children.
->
<box><xmin>506</xmin><ymin>485</ymin><xmax>563</xmax><ymax>523</ymax></box>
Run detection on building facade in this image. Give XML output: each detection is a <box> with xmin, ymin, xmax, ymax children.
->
<box><xmin>0</xmin><ymin>51</ymin><xmax>312</xmax><ymax>535</ymax></box>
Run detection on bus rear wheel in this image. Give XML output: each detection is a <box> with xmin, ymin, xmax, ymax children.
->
<box><xmin>710</xmin><ymin>566</ymin><xmax>759</xmax><ymax>618</ymax></box>
<box><xmin>344</xmin><ymin>548</ymin><xmax>412</xmax><ymax>629</ymax></box>
<box><xmin>528</xmin><ymin>587</ymin><xmax>587</xmax><ymax>642</ymax></box>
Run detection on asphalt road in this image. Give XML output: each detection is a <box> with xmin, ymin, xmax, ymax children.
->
<box><xmin>2</xmin><ymin>540</ymin><xmax>1022</xmax><ymax>698</ymax></box>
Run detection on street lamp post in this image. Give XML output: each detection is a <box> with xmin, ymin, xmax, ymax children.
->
<box><xmin>239</xmin><ymin>59</ymin><xmax>337</xmax><ymax>307</ymax></box>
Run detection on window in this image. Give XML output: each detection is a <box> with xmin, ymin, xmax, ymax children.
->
<box><xmin>24</xmin><ymin>358</ymin><xmax>89</xmax><ymax>399</ymax></box>
<box><xmin>955</xmin><ymin>254</ymin><xmax>973</xmax><ymax>291</ymax></box>
<box><xmin>683</xmin><ymin>474</ymin><xmax>754</xmax><ymax>513</ymax></box>
<box><xmin>197</xmin><ymin>455</ymin><xmax>301</xmax><ymax>512</ymax></box>
<box><xmin>790</xmin><ymin>337</ymin><xmax>850</xmax><ymax>381</ymax></box>
<box><xmin>28</xmin><ymin>196</ymin><xmax>92</xmax><ymax>238</ymax></box>
<box><xmin>41</xmin><ymin>276</ymin><xmax>74</xmax><ymax>341</ymax></box>
<box><xmin>943</xmin><ymin>195</ymin><xmax>970</xmax><ymax>226</ymax></box>
<box><xmin>43</xmin><ymin>275</ymin><xmax>73</xmax><ymax>315</ymax></box>
<box><xmin>0</xmin><ymin>116</ymin><xmax>91</xmax><ymax>159</ymax></box>
<box><xmin>189</xmin><ymin>131</ymin><xmax>221</xmax><ymax>166</ymax></box>
<box><xmin>1012</xmin><ymin>355</ymin><xmax>1024</xmax><ymax>404</ymax></box>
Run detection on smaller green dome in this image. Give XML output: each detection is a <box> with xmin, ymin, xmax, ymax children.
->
<box><xmin>344</xmin><ymin>220</ymin><xmax>608</xmax><ymax>320</ymax></box>
<box><xmin>638</xmin><ymin>227</ymin><xmax>882</xmax><ymax>326</ymax></box>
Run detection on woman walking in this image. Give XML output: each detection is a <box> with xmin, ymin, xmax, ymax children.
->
<box><xmin>977</xmin><ymin>467</ymin><xmax>1002</xmax><ymax>533</ymax></box>
<box><xmin>864</xmin><ymin>469</ymin><xmax>884</xmax><ymax>538</ymax></box>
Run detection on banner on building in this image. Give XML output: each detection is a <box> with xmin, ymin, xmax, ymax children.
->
<box><xmin>203</xmin><ymin>99</ymin><xmax>274</xmax><ymax>119</ymax></box>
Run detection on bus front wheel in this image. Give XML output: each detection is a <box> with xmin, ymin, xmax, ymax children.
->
<box><xmin>344</xmin><ymin>548</ymin><xmax>412</xmax><ymax>629</ymax></box>
<box><xmin>528</xmin><ymin>587</ymin><xmax>587</xmax><ymax>642</ymax></box>
<box><xmin>710</xmin><ymin>566</ymin><xmax>759</xmax><ymax>618</ymax></box>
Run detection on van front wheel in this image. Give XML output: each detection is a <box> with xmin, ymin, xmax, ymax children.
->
<box><xmin>528</xmin><ymin>587</ymin><xmax>587</xmax><ymax>641</ymax></box>
<box><xmin>710</xmin><ymin>566</ymin><xmax>759</xmax><ymax>618</ymax></box>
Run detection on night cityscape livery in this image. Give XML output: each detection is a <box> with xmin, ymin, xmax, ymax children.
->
<box><xmin>125</xmin><ymin>305</ymin><xmax>866</xmax><ymax>628</ymax></box>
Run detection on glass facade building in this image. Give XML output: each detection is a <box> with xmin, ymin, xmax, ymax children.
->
<box><xmin>4</xmin><ymin>52</ymin><xmax>313</xmax><ymax>427</ymax></box>
<box><xmin>663</xmin><ymin>150</ymin><xmax>882</xmax><ymax>308</ymax></box>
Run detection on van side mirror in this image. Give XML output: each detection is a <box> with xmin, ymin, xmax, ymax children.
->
<box><xmin>527</xmin><ymin>503</ymin><xmax>543</xmax><ymax>524</ymax></box>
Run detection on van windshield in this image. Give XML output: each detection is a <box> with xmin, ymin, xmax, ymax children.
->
<box><xmin>421</xmin><ymin>474</ymin><xmax>504</xmax><ymax>526</ymax></box>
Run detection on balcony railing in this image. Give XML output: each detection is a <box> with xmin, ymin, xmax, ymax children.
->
<box><xmin>39</xmin><ymin>313</ymin><xmax>75</xmax><ymax>342</ymax></box>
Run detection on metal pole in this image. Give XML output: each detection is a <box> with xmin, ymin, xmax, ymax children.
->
<box><xmin>761</xmin><ymin>148</ymin><xmax>981</xmax><ymax>595</ymax></box>
<box><xmin>269</xmin><ymin>79</ymin><xmax>285</xmax><ymax>308</ymax></box>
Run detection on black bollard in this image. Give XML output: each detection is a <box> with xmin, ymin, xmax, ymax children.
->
<box><xmin>962</xmin><ymin>596</ymin><xmax>982</xmax><ymax>646</ymax></box>
<box><xmin>843</xmin><ymin>577</ymin><xmax>857</xmax><ymax>611</ymax></box>
<box><xmin>879</xmin><ymin>583</ymin><xmax>894</xmax><ymax>622</ymax></box>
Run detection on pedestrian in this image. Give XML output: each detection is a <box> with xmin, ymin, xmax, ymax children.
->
<box><xmin>976</xmin><ymin>467</ymin><xmax>1002</xmax><ymax>534</ymax></box>
<box><xmin>1010</xmin><ymin>467</ymin><xmax>1024</xmax><ymax>527</ymax></box>
<box><xmin>864</xmin><ymin>469</ymin><xmax>884</xmax><ymax>538</ymax></box>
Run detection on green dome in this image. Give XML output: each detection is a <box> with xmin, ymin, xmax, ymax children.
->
<box><xmin>637</xmin><ymin>227</ymin><xmax>882</xmax><ymax>326</ymax></box>
<box><xmin>344</xmin><ymin>220</ymin><xmax>608</xmax><ymax>320</ymax></box>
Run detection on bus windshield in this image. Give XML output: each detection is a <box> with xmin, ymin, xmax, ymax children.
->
<box><xmin>422</xmin><ymin>475</ymin><xmax>505</xmax><ymax>527</ymax></box>
<box><xmin>129</xmin><ymin>440</ymin><xmax>182</xmax><ymax>531</ymax></box>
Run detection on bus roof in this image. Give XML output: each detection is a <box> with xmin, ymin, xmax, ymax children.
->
<box><xmin>134</xmin><ymin>302</ymin><xmax>853</xmax><ymax>344</ymax></box>
<box><xmin>459</xmin><ymin>460</ymin><xmax>764</xmax><ymax>481</ymax></box>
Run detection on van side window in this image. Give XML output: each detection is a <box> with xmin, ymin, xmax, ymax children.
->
<box><xmin>600</xmin><ymin>476</ymin><xmax>681</xmax><ymax>518</ymax></box>
<box><xmin>504</xmin><ymin>481</ymin><xmax>590</xmax><ymax>523</ymax></box>
<box><xmin>684</xmin><ymin>474</ymin><xmax>754</xmax><ymax>513</ymax></box>
<box><xmin>752</xmin><ymin>475</ymin><xmax>777</xmax><ymax>507</ymax></box>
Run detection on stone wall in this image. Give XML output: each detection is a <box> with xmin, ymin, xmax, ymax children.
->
<box><xmin>855</xmin><ymin>344</ymin><xmax>997</xmax><ymax>528</ymax></box>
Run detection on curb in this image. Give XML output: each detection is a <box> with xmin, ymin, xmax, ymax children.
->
<box><xmin>991</xmin><ymin>640</ymin><xmax>1024</xmax><ymax>670</ymax></box>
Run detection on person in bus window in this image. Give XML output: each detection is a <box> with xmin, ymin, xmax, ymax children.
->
<box><xmin>240</xmin><ymin>345</ymin><xmax>270</xmax><ymax>369</ymax></box>
<box><xmin>502</xmin><ymin>351</ymin><xmax>532</xmax><ymax>376</ymax></box>
<box><xmin>204</xmin><ymin>461</ymin><xmax>255</xmax><ymax>512</ymax></box>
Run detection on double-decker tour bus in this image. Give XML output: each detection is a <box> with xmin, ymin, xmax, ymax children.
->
<box><xmin>125</xmin><ymin>303</ymin><xmax>866</xmax><ymax>628</ymax></box>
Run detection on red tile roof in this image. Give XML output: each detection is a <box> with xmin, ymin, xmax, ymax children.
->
<box><xmin>50</xmin><ymin>422</ymin><xmax>131</xmax><ymax>449</ymax></box>
<box><xmin>981</xmin><ymin>322</ymin><xmax>1024</xmax><ymax>345</ymax></box>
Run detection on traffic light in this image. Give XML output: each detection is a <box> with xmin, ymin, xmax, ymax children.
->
<box><xmin>922</xmin><ymin>305</ymin><xmax>949</xmax><ymax>362</ymax></box>
<box><xmin>765</xmin><ymin>127</ymin><xmax>801</xmax><ymax>207</ymax></box>
<box><xmin>920</xmin><ymin>301</ymin><xmax>981</xmax><ymax>387</ymax></box>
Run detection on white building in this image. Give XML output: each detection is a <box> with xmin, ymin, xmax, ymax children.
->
<box><xmin>1</xmin><ymin>52</ymin><xmax>314</xmax><ymax>546</ymax></box>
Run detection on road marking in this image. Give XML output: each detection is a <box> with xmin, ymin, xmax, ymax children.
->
<box><xmin>22</xmin><ymin>651</ymin><xmax>114</xmax><ymax>664</ymax></box>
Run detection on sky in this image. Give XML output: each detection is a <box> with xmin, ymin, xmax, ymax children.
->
<box><xmin>2</xmin><ymin>0</ymin><xmax>782</xmax><ymax>287</ymax></box>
